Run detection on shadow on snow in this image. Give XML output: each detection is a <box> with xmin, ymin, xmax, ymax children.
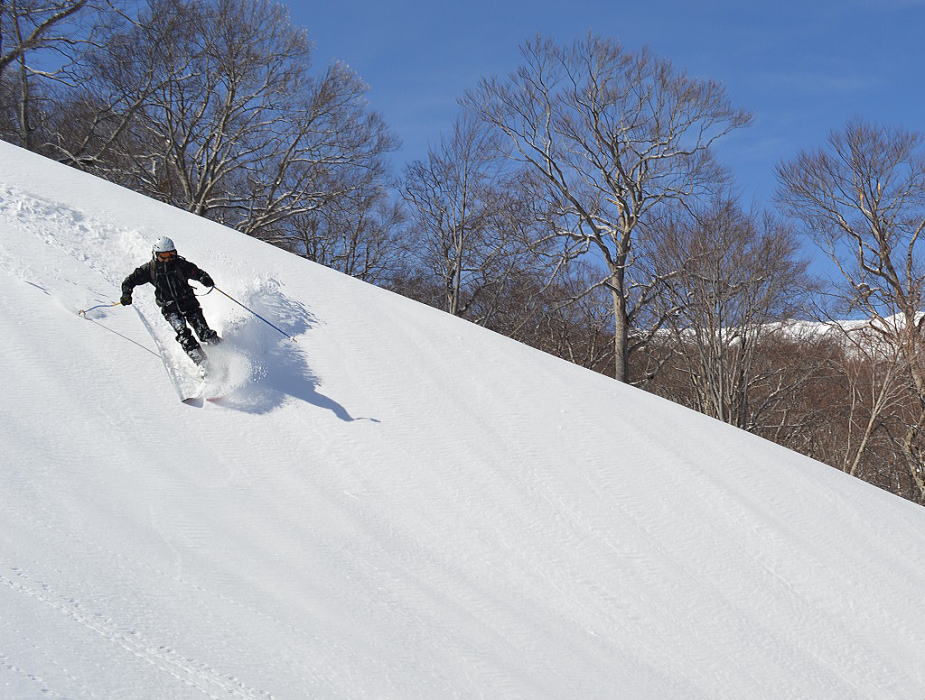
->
<box><xmin>210</xmin><ymin>281</ymin><xmax>374</xmax><ymax>423</ymax></box>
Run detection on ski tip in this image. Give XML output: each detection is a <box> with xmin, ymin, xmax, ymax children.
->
<box><xmin>182</xmin><ymin>397</ymin><xmax>204</xmax><ymax>407</ymax></box>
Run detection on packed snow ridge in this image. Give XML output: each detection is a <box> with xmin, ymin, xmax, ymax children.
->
<box><xmin>1</xmin><ymin>140</ymin><xmax>924</xmax><ymax>699</ymax></box>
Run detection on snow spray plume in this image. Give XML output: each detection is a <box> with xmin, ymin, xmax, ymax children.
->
<box><xmin>214</xmin><ymin>286</ymin><xmax>298</xmax><ymax>342</ymax></box>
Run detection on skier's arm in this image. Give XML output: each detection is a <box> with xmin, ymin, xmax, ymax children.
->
<box><xmin>182</xmin><ymin>260</ymin><xmax>214</xmax><ymax>288</ymax></box>
<box><xmin>120</xmin><ymin>264</ymin><xmax>150</xmax><ymax>304</ymax></box>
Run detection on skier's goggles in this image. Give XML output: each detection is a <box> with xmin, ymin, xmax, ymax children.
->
<box><xmin>156</xmin><ymin>250</ymin><xmax>177</xmax><ymax>261</ymax></box>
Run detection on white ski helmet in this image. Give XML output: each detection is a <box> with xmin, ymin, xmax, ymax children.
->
<box><xmin>152</xmin><ymin>236</ymin><xmax>176</xmax><ymax>255</ymax></box>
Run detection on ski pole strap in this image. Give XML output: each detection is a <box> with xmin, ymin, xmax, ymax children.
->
<box><xmin>213</xmin><ymin>286</ymin><xmax>297</xmax><ymax>342</ymax></box>
<box><xmin>78</xmin><ymin>301</ymin><xmax>121</xmax><ymax>317</ymax></box>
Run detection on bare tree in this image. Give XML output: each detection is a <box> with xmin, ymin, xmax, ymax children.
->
<box><xmin>513</xmin><ymin>261</ymin><xmax>616</xmax><ymax>371</ymax></box>
<box><xmin>0</xmin><ymin>0</ymin><xmax>118</xmax><ymax>149</ymax></box>
<box><xmin>286</xmin><ymin>177</ymin><xmax>410</xmax><ymax>287</ymax></box>
<box><xmin>833</xmin><ymin>328</ymin><xmax>907</xmax><ymax>478</ymax></box>
<box><xmin>401</xmin><ymin>114</ymin><xmax>538</xmax><ymax>319</ymax></box>
<box><xmin>45</xmin><ymin>0</ymin><xmax>396</xmax><ymax>244</ymax></box>
<box><xmin>464</xmin><ymin>35</ymin><xmax>751</xmax><ymax>381</ymax></box>
<box><xmin>0</xmin><ymin>0</ymin><xmax>89</xmax><ymax>79</ymax></box>
<box><xmin>648</xmin><ymin>198</ymin><xmax>816</xmax><ymax>430</ymax></box>
<box><xmin>778</xmin><ymin>120</ymin><xmax>925</xmax><ymax>502</ymax></box>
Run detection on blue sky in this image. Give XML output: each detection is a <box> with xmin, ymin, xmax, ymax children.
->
<box><xmin>286</xmin><ymin>0</ymin><xmax>925</xmax><ymax>276</ymax></box>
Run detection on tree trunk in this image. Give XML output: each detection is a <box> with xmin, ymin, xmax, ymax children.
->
<box><xmin>610</xmin><ymin>268</ymin><xmax>629</xmax><ymax>383</ymax></box>
<box><xmin>902</xmin><ymin>414</ymin><xmax>925</xmax><ymax>503</ymax></box>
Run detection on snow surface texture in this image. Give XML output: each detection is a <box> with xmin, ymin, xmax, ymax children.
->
<box><xmin>1</xmin><ymin>141</ymin><xmax>924</xmax><ymax>699</ymax></box>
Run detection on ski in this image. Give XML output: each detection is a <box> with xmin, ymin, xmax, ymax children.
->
<box><xmin>183</xmin><ymin>391</ymin><xmax>225</xmax><ymax>406</ymax></box>
<box><xmin>181</xmin><ymin>376</ymin><xmax>217</xmax><ymax>405</ymax></box>
<box><xmin>182</xmin><ymin>386</ymin><xmax>225</xmax><ymax>406</ymax></box>
<box><xmin>130</xmin><ymin>307</ymin><xmax>235</xmax><ymax>406</ymax></box>
<box><xmin>133</xmin><ymin>307</ymin><xmax>205</xmax><ymax>404</ymax></box>
<box><xmin>180</xmin><ymin>355</ymin><xmax>230</xmax><ymax>405</ymax></box>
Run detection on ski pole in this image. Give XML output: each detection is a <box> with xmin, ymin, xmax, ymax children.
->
<box><xmin>213</xmin><ymin>286</ymin><xmax>297</xmax><ymax>342</ymax></box>
<box><xmin>78</xmin><ymin>301</ymin><xmax>122</xmax><ymax>317</ymax></box>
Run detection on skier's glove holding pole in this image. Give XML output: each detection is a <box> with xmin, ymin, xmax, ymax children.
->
<box><xmin>200</xmin><ymin>274</ymin><xmax>214</xmax><ymax>288</ymax></box>
<box><xmin>120</xmin><ymin>294</ymin><xmax>132</xmax><ymax>306</ymax></box>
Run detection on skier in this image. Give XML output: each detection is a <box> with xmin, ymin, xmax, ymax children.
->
<box><xmin>120</xmin><ymin>236</ymin><xmax>220</xmax><ymax>366</ymax></box>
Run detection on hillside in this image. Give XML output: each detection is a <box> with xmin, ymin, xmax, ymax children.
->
<box><xmin>1</xmin><ymin>140</ymin><xmax>925</xmax><ymax>699</ymax></box>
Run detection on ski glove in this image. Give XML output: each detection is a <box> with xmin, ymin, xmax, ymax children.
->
<box><xmin>200</xmin><ymin>274</ymin><xmax>214</xmax><ymax>288</ymax></box>
<box><xmin>120</xmin><ymin>294</ymin><xmax>132</xmax><ymax>306</ymax></box>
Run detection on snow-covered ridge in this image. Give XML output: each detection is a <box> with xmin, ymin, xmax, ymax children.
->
<box><xmin>2</xmin><ymin>140</ymin><xmax>925</xmax><ymax>699</ymax></box>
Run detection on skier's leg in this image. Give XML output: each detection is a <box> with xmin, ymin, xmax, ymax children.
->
<box><xmin>182</xmin><ymin>299</ymin><xmax>220</xmax><ymax>344</ymax></box>
<box><xmin>190</xmin><ymin>310</ymin><xmax>220</xmax><ymax>343</ymax></box>
<box><xmin>163</xmin><ymin>304</ymin><xmax>206</xmax><ymax>364</ymax></box>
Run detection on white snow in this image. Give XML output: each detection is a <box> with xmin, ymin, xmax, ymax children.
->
<box><xmin>1</xmin><ymin>139</ymin><xmax>924</xmax><ymax>699</ymax></box>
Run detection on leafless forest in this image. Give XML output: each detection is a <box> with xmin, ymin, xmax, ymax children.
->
<box><xmin>4</xmin><ymin>0</ymin><xmax>925</xmax><ymax>504</ymax></box>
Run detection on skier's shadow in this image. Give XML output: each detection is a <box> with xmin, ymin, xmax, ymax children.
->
<box><xmin>209</xmin><ymin>284</ymin><xmax>376</xmax><ymax>422</ymax></box>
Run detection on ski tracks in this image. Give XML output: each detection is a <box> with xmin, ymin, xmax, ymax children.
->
<box><xmin>0</xmin><ymin>565</ymin><xmax>273</xmax><ymax>699</ymax></box>
<box><xmin>5</xmin><ymin>495</ymin><xmax>364</xmax><ymax>698</ymax></box>
<box><xmin>0</xmin><ymin>645</ymin><xmax>75</xmax><ymax>699</ymax></box>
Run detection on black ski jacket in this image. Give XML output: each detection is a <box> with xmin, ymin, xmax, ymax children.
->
<box><xmin>122</xmin><ymin>257</ymin><xmax>212</xmax><ymax>309</ymax></box>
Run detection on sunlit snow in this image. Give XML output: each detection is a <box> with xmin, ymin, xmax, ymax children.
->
<box><xmin>2</xmin><ymin>141</ymin><xmax>924</xmax><ymax>698</ymax></box>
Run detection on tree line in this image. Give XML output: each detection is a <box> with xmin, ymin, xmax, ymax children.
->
<box><xmin>3</xmin><ymin>0</ymin><xmax>925</xmax><ymax>504</ymax></box>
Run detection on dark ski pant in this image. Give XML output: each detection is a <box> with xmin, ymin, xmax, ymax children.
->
<box><xmin>161</xmin><ymin>299</ymin><xmax>216</xmax><ymax>361</ymax></box>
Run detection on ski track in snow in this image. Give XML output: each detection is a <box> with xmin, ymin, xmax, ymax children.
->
<box><xmin>3</xmin><ymin>485</ymin><xmax>399</xmax><ymax>697</ymax></box>
<box><xmin>2</xmin><ymin>142</ymin><xmax>925</xmax><ymax>698</ymax></box>
<box><xmin>0</xmin><ymin>566</ymin><xmax>272</xmax><ymax>699</ymax></box>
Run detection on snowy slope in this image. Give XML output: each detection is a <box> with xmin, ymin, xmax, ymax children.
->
<box><xmin>1</xmin><ymin>140</ymin><xmax>924</xmax><ymax>699</ymax></box>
